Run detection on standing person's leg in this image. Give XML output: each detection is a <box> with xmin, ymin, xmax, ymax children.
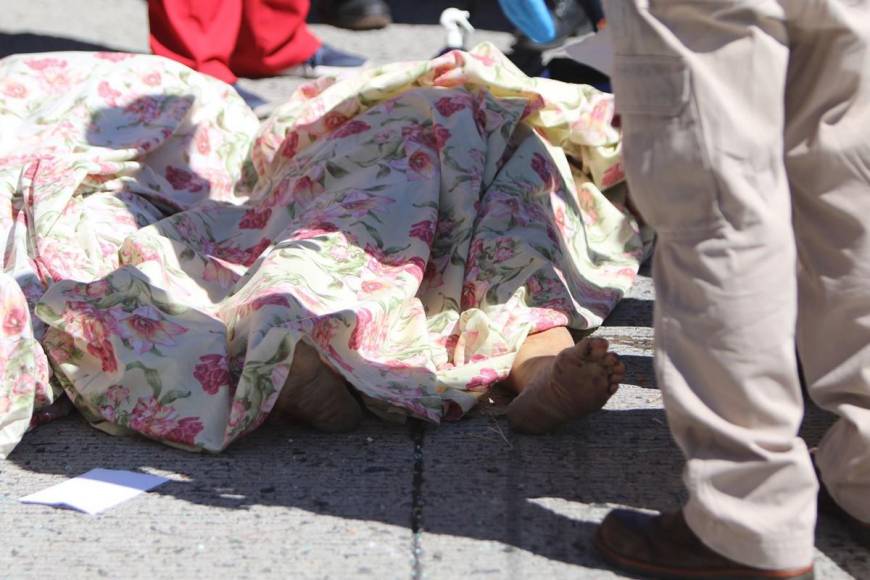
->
<box><xmin>787</xmin><ymin>0</ymin><xmax>870</xmax><ymax>541</ymax></box>
<box><xmin>229</xmin><ymin>0</ymin><xmax>321</xmax><ymax>78</ymax></box>
<box><xmin>596</xmin><ymin>0</ymin><xmax>816</xmax><ymax>576</ymax></box>
<box><xmin>148</xmin><ymin>0</ymin><xmax>243</xmax><ymax>84</ymax></box>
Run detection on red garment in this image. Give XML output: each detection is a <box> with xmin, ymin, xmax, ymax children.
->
<box><xmin>148</xmin><ymin>0</ymin><xmax>321</xmax><ymax>84</ymax></box>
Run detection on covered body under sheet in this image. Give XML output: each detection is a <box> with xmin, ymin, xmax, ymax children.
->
<box><xmin>0</xmin><ymin>44</ymin><xmax>641</xmax><ymax>455</ymax></box>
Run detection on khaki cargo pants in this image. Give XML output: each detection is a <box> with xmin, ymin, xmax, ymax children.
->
<box><xmin>603</xmin><ymin>0</ymin><xmax>870</xmax><ymax>569</ymax></box>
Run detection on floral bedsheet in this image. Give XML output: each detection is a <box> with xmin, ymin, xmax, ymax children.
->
<box><xmin>0</xmin><ymin>44</ymin><xmax>641</xmax><ymax>455</ymax></box>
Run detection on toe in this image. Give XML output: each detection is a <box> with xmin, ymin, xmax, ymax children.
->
<box><xmin>585</xmin><ymin>337</ymin><xmax>610</xmax><ymax>360</ymax></box>
<box><xmin>604</xmin><ymin>353</ymin><xmax>625</xmax><ymax>379</ymax></box>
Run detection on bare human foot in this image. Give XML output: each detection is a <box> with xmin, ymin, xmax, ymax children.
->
<box><xmin>505</xmin><ymin>329</ymin><xmax>624</xmax><ymax>434</ymax></box>
<box><xmin>271</xmin><ymin>340</ymin><xmax>362</xmax><ymax>432</ymax></box>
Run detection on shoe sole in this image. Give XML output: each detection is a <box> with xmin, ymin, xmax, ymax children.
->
<box><xmin>593</xmin><ymin>529</ymin><xmax>815</xmax><ymax>580</ymax></box>
<box><xmin>280</xmin><ymin>63</ymin><xmax>368</xmax><ymax>79</ymax></box>
<box><xmin>327</xmin><ymin>14</ymin><xmax>391</xmax><ymax>30</ymax></box>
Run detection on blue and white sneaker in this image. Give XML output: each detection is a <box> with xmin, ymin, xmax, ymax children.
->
<box><xmin>283</xmin><ymin>44</ymin><xmax>368</xmax><ymax>78</ymax></box>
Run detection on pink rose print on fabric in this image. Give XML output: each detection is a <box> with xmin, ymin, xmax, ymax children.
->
<box><xmin>409</xmin><ymin>219</ymin><xmax>436</xmax><ymax>245</ymax></box>
<box><xmin>60</xmin><ymin>301</ymin><xmax>116</xmax><ymax>344</ymax></box>
<box><xmin>364</xmin><ymin>243</ymin><xmax>426</xmax><ymax>284</ymax></box>
<box><xmin>165</xmin><ymin>166</ymin><xmax>209</xmax><ymax>192</ymax></box>
<box><xmin>2</xmin><ymin>82</ymin><xmax>27</xmax><ymax>99</ymax></box>
<box><xmin>239</xmin><ymin>207</ymin><xmax>272</xmax><ymax>229</ymax></box>
<box><xmin>332</xmin><ymin>119</ymin><xmax>370</xmax><ymax>139</ymax></box>
<box><xmin>339</xmin><ymin>190</ymin><xmax>394</xmax><ymax>219</ymax></box>
<box><xmin>348</xmin><ymin>308</ymin><xmax>373</xmax><ymax>350</ymax></box>
<box><xmin>292</xmin><ymin>173</ymin><xmax>325</xmax><ymax>201</ymax></box>
<box><xmin>94</xmin><ymin>52</ymin><xmax>133</xmax><ymax>62</ymax></box>
<box><xmin>435</xmin><ymin>95</ymin><xmax>468</xmax><ymax>117</ymax></box>
<box><xmin>128</xmin><ymin>398</ymin><xmax>175</xmax><ymax>435</ymax></box>
<box><xmin>11</xmin><ymin>373</ymin><xmax>35</xmax><ymax>397</ymax></box>
<box><xmin>347</xmin><ymin>308</ymin><xmax>389</xmax><ymax>355</ymax></box>
<box><xmin>193</xmin><ymin>354</ymin><xmax>231</xmax><ymax>395</ymax></box>
<box><xmin>280</xmin><ymin>131</ymin><xmax>300</xmax><ymax>159</ymax></box>
<box><xmin>472</xmin><ymin>52</ymin><xmax>496</xmax><ymax>67</ymax></box>
<box><xmin>24</xmin><ymin>57</ymin><xmax>67</xmax><ymax>71</ymax></box>
<box><xmin>408</xmin><ymin>151</ymin><xmax>434</xmax><ymax>179</ymax></box>
<box><xmin>97</xmin><ymin>80</ymin><xmax>121</xmax><ymax>106</ymax></box>
<box><xmin>293</xmin><ymin>224</ymin><xmax>339</xmax><ymax>242</ymax></box>
<box><xmin>241</xmin><ymin>238</ymin><xmax>272</xmax><ymax>266</ymax></box>
<box><xmin>116</xmin><ymin>305</ymin><xmax>188</xmax><ymax>354</ymax></box>
<box><xmin>129</xmin><ymin>396</ymin><xmax>203</xmax><ymax>445</ymax></box>
<box><xmin>493</xmin><ymin>238</ymin><xmax>515</xmax><ymax>263</ymax></box>
<box><xmin>600</xmin><ymin>161</ymin><xmax>625</xmax><ymax>190</ymax></box>
<box><xmin>106</xmin><ymin>385</ymin><xmax>131</xmax><ymax>405</ymax></box>
<box><xmin>590</xmin><ymin>98</ymin><xmax>613</xmax><ymax>124</ymax></box>
<box><xmin>202</xmin><ymin>261</ymin><xmax>239</xmax><ymax>289</ymax></box>
<box><xmin>2</xmin><ymin>306</ymin><xmax>27</xmax><ymax>337</ymax></box>
<box><xmin>361</xmin><ymin>280</ymin><xmax>386</xmax><ymax>293</ymax></box>
<box><xmin>433</xmin><ymin>125</ymin><xmax>451</xmax><ymax>151</ymax></box>
<box><xmin>531</xmin><ymin>152</ymin><xmax>557</xmax><ymax>189</ymax></box>
<box><xmin>142</xmin><ymin>71</ymin><xmax>162</xmax><ymax>86</ymax></box>
<box><xmin>467</xmin><ymin>368</ymin><xmax>500</xmax><ymax>390</ymax></box>
<box><xmin>311</xmin><ymin>316</ymin><xmax>338</xmax><ymax>349</ymax></box>
<box><xmin>228</xmin><ymin>399</ymin><xmax>248</xmax><ymax>430</ymax></box>
<box><xmin>211</xmin><ymin>238</ymin><xmax>272</xmax><ymax>267</ymax></box>
<box><xmin>87</xmin><ymin>339</ymin><xmax>118</xmax><ymax>373</ymax></box>
<box><xmin>578</xmin><ymin>185</ymin><xmax>601</xmax><ymax>224</ymax></box>
<box><xmin>98</xmin><ymin>385</ymin><xmax>131</xmax><ymax>423</ymax></box>
<box><xmin>324</xmin><ymin>111</ymin><xmax>349</xmax><ymax>132</ymax></box>
<box><xmin>251</xmin><ymin>294</ymin><xmax>291</xmax><ymax>311</ymax></box>
<box><xmin>461</xmin><ymin>278</ymin><xmax>491</xmax><ymax>309</ymax></box>
<box><xmin>308</xmin><ymin>317</ymin><xmax>353</xmax><ymax>372</ymax></box>
<box><xmin>166</xmin><ymin>417</ymin><xmax>204</xmax><ymax>446</ymax></box>
<box><xmin>195</xmin><ymin>128</ymin><xmax>211</xmax><ymax>154</ymax></box>
<box><xmin>529</xmin><ymin>308</ymin><xmax>570</xmax><ymax>333</ymax></box>
<box><xmin>45</xmin><ymin>330</ymin><xmax>75</xmax><ymax>364</ymax></box>
<box><xmin>402</xmin><ymin>125</ymin><xmax>451</xmax><ymax>152</ymax></box>
<box><xmin>124</xmin><ymin>96</ymin><xmax>162</xmax><ymax>124</ymax></box>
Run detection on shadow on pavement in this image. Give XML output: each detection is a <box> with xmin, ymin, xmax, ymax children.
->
<box><xmin>0</xmin><ymin>32</ymin><xmax>124</xmax><ymax>59</ymax></box>
<box><xmin>7</xmin><ymin>379</ymin><xmax>860</xmax><ymax>575</ymax></box>
<box><xmin>6</xmin><ymin>403</ymin><xmax>681</xmax><ymax>573</ymax></box>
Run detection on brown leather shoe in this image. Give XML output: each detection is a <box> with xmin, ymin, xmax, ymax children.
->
<box><xmin>594</xmin><ymin>509</ymin><xmax>815</xmax><ymax>579</ymax></box>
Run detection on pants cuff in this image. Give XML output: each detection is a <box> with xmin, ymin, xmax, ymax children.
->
<box><xmin>683</xmin><ymin>498</ymin><xmax>815</xmax><ymax>570</ymax></box>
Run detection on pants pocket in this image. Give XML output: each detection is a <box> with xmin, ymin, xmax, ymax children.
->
<box><xmin>612</xmin><ymin>54</ymin><xmax>724</xmax><ymax>237</ymax></box>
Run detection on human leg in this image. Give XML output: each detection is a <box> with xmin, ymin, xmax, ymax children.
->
<box><xmin>229</xmin><ymin>0</ymin><xmax>321</xmax><ymax>78</ymax></box>
<box><xmin>148</xmin><ymin>0</ymin><xmax>243</xmax><ymax>83</ymax></box>
<box><xmin>599</xmin><ymin>0</ymin><xmax>816</xmax><ymax>571</ymax></box>
<box><xmin>271</xmin><ymin>340</ymin><xmax>362</xmax><ymax>432</ymax></box>
<box><xmin>505</xmin><ymin>327</ymin><xmax>623</xmax><ymax>434</ymax></box>
<box><xmin>786</xmin><ymin>0</ymin><xmax>870</xmax><ymax>531</ymax></box>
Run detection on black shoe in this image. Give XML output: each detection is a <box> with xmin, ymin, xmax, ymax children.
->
<box><xmin>318</xmin><ymin>0</ymin><xmax>392</xmax><ymax>31</ymax></box>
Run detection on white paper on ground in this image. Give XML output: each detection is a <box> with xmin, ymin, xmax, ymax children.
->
<box><xmin>20</xmin><ymin>468</ymin><xmax>169</xmax><ymax>515</ymax></box>
<box><xmin>564</xmin><ymin>27</ymin><xmax>614</xmax><ymax>76</ymax></box>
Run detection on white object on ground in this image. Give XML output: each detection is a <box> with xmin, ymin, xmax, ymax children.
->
<box><xmin>20</xmin><ymin>468</ymin><xmax>169</xmax><ymax>515</ymax></box>
<box><xmin>440</xmin><ymin>8</ymin><xmax>475</xmax><ymax>50</ymax></box>
<box><xmin>564</xmin><ymin>26</ymin><xmax>614</xmax><ymax>76</ymax></box>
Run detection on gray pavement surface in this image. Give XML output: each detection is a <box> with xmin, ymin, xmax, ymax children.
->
<box><xmin>1</xmin><ymin>1</ymin><xmax>868</xmax><ymax>579</ymax></box>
